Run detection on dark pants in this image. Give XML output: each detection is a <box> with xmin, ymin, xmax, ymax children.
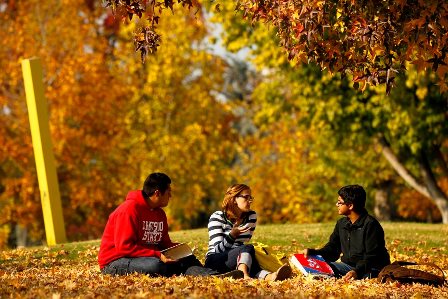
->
<box><xmin>101</xmin><ymin>255</ymin><xmax>219</xmax><ymax>277</ymax></box>
<box><xmin>205</xmin><ymin>244</ymin><xmax>265</xmax><ymax>278</ymax></box>
<box><xmin>330</xmin><ymin>262</ymin><xmax>379</xmax><ymax>279</ymax></box>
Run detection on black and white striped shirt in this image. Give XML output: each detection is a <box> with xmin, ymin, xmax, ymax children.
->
<box><xmin>206</xmin><ymin>210</ymin><xmax>257</xmax><ymax>256</ymax></box>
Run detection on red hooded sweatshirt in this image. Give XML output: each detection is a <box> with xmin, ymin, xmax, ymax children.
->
<box><xmin>98</xmin><ymin>190</ymin><xmax>175</xmax><ymax>269</ymax></box>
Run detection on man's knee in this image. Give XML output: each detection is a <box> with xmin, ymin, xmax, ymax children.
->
<box><xmin>129</xmin><ymin>257</ymin><xmax>167</xmax><ymax>276</ymax></box>
<box><xmin>102</xmin><ymin>258</ymin><xmax>131</xmax><ymax>275</ymax></box>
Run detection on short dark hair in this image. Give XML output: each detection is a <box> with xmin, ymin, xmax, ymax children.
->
<box><xmin>338</xmin><ymin>185</ymin><xmax>366</xmax><ymax>213</ymax></box>
<box><xmin>142</xmin><ymin>173</ymin><xmax>171</xmax><ymax>197</ymax></box>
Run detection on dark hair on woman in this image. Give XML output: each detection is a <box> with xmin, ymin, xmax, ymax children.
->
<box><xmin>338</xmin><ymin>185</ymin><xmax>366</xmax><ymax>213</ymax></box>
<box><xmin>142</xmin><ymin>172</ymin><xmax>171</xmax><ymax>198</ymax></box>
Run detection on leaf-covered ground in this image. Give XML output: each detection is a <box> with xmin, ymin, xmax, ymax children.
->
<box><xmin>1</xmin><ymin>223</ymin><xmax>448</xmax><ymax>298</ymax></box>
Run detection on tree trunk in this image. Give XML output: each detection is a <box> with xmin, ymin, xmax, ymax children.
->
<box><xmin>419</xmin><ymin>150</ymin><xmax>448</xmax><ymax>224</ymax></box>
<box><xmin>374</xmin><ymin>181</ymin><xmax>392</xmax><ymax>221</ymax></box>
<box><xmin>8</xmin><ymin>224</ymin><xmax>28</xmax><ymax>248</ymax></box>
<box><xmin>378</xmin><ymin>136</ymin><xmax>448</xmax><ymax>224</ymax></box>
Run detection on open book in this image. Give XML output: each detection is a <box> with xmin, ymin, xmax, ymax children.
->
<box><xmin>160</xmin><ymin>243</ymin><xmax>193</xmax><ymax>260</ymax></box>
<box><xmin>290</xmin><ymin>253</ymin><xmax>334</xmax><ymax>277</ymax></box>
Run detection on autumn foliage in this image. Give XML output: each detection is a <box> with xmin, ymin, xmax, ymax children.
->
<box><xmin>0</xmin><ymin>0</ymin><xmax>240</xmax><ymax>246</ymax></box>
<box><xmin>0</xmin><ymin>0</ymin><xmax>132</xmax><ymax>244</ymax></box>
<box><xmin>108</xmin><ymin>0</ymin><xmax>448</xmax><ymax>93</ymax></box>
<box><xmin>237</xmin><ymin>0</ymin><xmax>448</xmax><ymax>93</ymax></box>
<box><xmin>1</xmin><ymin>0</ymin><xmax>448</xmax><ymax>249</ymax></box>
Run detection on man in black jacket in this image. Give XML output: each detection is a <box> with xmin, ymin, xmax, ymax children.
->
<box><xmin>304</xmin><ymin>185</ymin><xmax>390</xmax><ymax>280</ymax></box>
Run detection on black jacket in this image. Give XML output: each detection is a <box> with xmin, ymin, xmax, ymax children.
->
<box><xmin>308</xmin><ymin>212</ymin><xmax>390</xmax><ymax>277</ymax></box>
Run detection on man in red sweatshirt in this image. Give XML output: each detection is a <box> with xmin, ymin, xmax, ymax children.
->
<box><xmin>98</xmin><ymin>172</ymin><xmax>241</xmax><ymax>277</ymax></box>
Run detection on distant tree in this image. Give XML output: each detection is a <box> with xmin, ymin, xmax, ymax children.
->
<box><xmin>210</xmin><ymin>0</ymin><xmax>448</xmax><ymax>223</ymax></box>
<box><xmin>0</xmin><ymin>0</ymin><xmax>131</xmax><ymax>245</ymax></box>
<box><xmin>0</xmin><ymin>0</ymin><xmax>242</xmax><ymax>248</ymax></box>
<box><xmin>112</xmin><ymin>6</ymin><xmax>243</xmax><ymax>229</ymax></box>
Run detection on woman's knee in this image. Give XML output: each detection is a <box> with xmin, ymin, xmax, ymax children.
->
<box><xmin>205</xmin><ymin>253</ymin><xmax>230</xmax><ymax>273</ymax></box>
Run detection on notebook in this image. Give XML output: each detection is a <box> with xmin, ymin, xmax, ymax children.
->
<box><xmin>160</xmin><ymin>243</ymin><xmax>193</xmax><ymax>260</ymax></box>
<box><xmin>290</xmin><ymin>253</ymin><xmax>334</xmax><ymax>277</ymax></box>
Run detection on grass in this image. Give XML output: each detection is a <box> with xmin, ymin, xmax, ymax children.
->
<box><xmin>1</xmin><ymin>222</ymin><xmax>447</xmax><ymax>298</ymax></box>
<box><xmin>4</xmin><ymin>222</ymin><xmax>446</xmax><ymax>264</ymax></box>
<box><xmin>170</xmin><ymin>222</ymin><xmax>448</xmax><ymax>259</ymax></box>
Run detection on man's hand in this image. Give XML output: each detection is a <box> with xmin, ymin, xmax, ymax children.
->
<box><xmin>160</xmin><ymin>253</ymin><xmax>177</xmax><ymax>264</ymax></box>
<box><xmin>342</xmin><ymin>270</ymin><xmax>357</xmax><ymax>281</ymax></box>
<box><xmin>230</xmin><ymin>222</ymin><xmax>251</xmax><ymax>239</ymax></box>
<box><xmin>302</xmin><ymin>249</ymin><xmax>309</xmax><ymax>258</ymax></box>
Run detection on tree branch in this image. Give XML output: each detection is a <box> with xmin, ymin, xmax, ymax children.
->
<box><xmin>378</xmin><ymin>136</ymin><xmax>430</xmax><ymax>198</ymax></box>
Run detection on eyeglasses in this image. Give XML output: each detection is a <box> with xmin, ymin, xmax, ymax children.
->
<box><xmin>237</xmin><ymin>194</ymin><xmax>254</xmax><ymax>201</ymax></box>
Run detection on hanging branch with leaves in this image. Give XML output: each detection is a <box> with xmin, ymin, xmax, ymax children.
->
<box><xmin>103</xmin><ymin>0</ymin><xmax>197</xmax><ymax>62</ymax></box>
<box><xmin>105</xmin><ymin>0</ymin><xmax>448</xmax><ymax>93</ymax></box>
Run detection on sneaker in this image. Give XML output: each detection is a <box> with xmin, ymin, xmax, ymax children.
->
<box><xmin>213</xmin><ymin>269</ymin><xmax>244</xmax><ymax>279</ymax></box>
<box><xmin>274</xmin><ymin>264</ymin><xmax>292</xmax><ymax>281</ymax></box>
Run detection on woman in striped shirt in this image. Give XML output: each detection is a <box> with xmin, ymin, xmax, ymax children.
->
<box><xmin>204</xmin><ymin>184</ymin><xmax>291</xmax><ymax>280</ymax></box>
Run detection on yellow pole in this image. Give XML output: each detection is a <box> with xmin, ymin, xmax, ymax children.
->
<box><xmin>21</xmin><ymin>58</ymin><xmax>66</xmax><ymax>245</ymax></box>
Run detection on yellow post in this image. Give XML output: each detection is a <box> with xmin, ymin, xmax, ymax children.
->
<box><xmin>21</xmin><ymin>58</ymin><xmax>66</xmax><ymax>245</ymax></box>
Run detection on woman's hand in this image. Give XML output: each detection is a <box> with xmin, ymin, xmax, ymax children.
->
<box><xmin>230</xmin><ymin>222</ymin><xmax>251</xmax><ymax>239</ymax></box>
<box><xmin>160</xmin><ymin>253</ymin><xmax>177</xmax><ymax>264</ymax></box>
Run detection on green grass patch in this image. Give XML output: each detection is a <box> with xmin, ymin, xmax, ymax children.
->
<box><xmin>169</xmin><ymin>222</ymin><xmax>448</xmax><ymax>261</ymax></box>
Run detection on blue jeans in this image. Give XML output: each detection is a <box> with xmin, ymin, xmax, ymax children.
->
<box><xmin>330</xmin><ymin>262</ymin><xmax>354</xmax><ymax>278</ymax></box>
<box><xmin>102</xmin><ymin>257</ymin><xmax>166</xmax><ymax>276</ymax></box>
<box><xmin>205</xmin><ymin>244</ymin><xmax>268</xmax><ymax>278</ymax></box>
<box><xmin>102</xmin><ymin>255</ymin><xmax>217</xmax><ymax>277</ymax></box>
<box><xmin>330</xmin><ymin>262</ymin><xmax>379</xmax><ymax>279</ymax></box>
